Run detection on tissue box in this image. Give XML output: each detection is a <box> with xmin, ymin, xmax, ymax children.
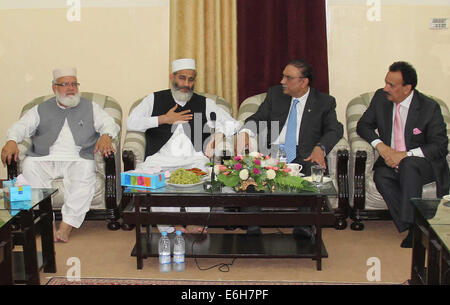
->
<box><xmin>121</xmin><ymin>171</ymin><xmax>165</xmax><ymax>189</ymax></box>
<box><xmin>8</xmin><ymin>200</ymin><xmax>33</xmax><ymax>216</ymax></box>
<box><xmin>3</xmin><ymin>180</ymin><xmax>32</xmax><ymax>201</ymax></box>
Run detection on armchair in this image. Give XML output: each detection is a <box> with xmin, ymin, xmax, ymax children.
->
<box><xmin>7</xmin><ymin>92</ymin><xmax>123</xmax><ymax>230</ymax></box>
<box><xmin>237</xmin><ymin>93</ymin><xmax>351</xmax><ymax>230</ymax></box>
<box><xmin>346</xmin><ymin>92</ymin><xmax>450</xmax><ymax>230</ymax></box>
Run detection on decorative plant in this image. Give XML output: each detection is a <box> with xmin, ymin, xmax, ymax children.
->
<box><xmin>211</xmin><ymin>152</ymin><xmax>316</xmax><ymax>193</ymax></box>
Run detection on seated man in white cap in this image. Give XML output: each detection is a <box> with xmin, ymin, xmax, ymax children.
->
<box><xmin>1</xmin><ymin>67</ymin><xmax>120</xmax><ymax>242</ymax></box>
<box><xmin>127</xmin><ymin>58</ymin><xmax>240</xmax><ymax>234</ymax></box>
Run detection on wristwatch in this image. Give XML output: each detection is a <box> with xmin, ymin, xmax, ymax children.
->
<box><xmin>316</xmin><ymin>144</ymin><xmax>326</xmax><ymax>154</ymax></box>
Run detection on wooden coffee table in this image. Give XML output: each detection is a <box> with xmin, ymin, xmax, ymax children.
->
<box><xmin>410</xmin><ymin>198</ymin><xmax>450</xmax><ymax>285</ymax></box>
<box><xmin>122</xmin><ymin>182</ymin><xmax>336</xmax><ymax>271</ymax></box>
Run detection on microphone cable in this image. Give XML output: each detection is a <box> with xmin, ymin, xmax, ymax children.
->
<box><xmin>191</xmin><ymin>207</ymin><xmax>237</xmax><ymax>272</ymax></box>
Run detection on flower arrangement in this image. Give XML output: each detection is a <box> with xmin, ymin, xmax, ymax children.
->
<box><xmin>213</xmin><ymin>152</ymin><xmax>316</xmax><ymax>193</ymax></box>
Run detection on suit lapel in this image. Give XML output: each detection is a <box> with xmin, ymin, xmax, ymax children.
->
<box><xmin>279</xmin><ymin>93</ymin><xmax>292</xmax><ymax>125</ymax></box>
<box><xmin>383</xmin><ymin>96</ymin><xmax>394</xmax><ymax>145</ymax></box>
<box><xmin>404</xmin><ymin>90</ymin><xmax>420</xmax><ymax>149</ymax></box>
<box><xmin>299</xmin><ymin>88</ymin><xmax>315</xmax><ymax>141</ymax></box>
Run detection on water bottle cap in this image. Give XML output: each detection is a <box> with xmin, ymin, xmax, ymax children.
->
<box><xmin>161</xmin><ymin>231</ymin><xmax>167</xmax><ymax>236</ymax></box>
<box><xmin>176</xmin><ymin>230</ymin><xmax>182</xmax><ymax>236</ymax></box>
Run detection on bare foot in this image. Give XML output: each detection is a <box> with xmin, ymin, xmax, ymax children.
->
<box><xmin>56</xmin><ymin>221</ymin><xmax>73</xmax><ymax>243</ymax></box>
<box><xmin>185</xmin><ymin>225</ymin><xmax>207</xmax><ymax>234</ymax></box>
<box><xmin>53</xmin><ymin>222</ymin><xmax>58</xmax><ymax>243</ymax></box>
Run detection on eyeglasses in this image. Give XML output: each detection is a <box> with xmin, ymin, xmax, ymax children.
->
<box><xmin>55</xmin><ymin>82</ymin><xmax>80</xmax><ymax>88</ymax></box>
<box><xmin>282</xmin><ymin>74</ymin><xmax>306</xmax><ymax>81</ymax></box>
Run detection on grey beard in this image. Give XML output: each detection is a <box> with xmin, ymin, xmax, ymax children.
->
<box><xmin>171</xmin><ymin>87</ymin><xmax>193</xmax><ymax>102</ymax></box>
<box><xmin>56</xmin><ymin>92</ymin><xmax>81</xmax><ymax>107</ymax></box>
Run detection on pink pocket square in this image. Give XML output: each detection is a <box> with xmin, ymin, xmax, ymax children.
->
<box><xmin>413</xmin><ymin>128</ymin><xmax>422</xmax><ymax>135</ymax></box>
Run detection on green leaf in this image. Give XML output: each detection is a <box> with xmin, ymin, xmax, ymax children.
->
<box><xmin>274</xmin><ymin>175</ymin><xmax>317</xmax><ymax>192</ymax></box>
<box><xmin>217</xmin><ymin>172</ymin><xmax>240</xmax><ymax>188</ymax></box>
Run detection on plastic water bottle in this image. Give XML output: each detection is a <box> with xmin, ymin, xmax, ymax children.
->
<box><xmin>158</xmin><ymin>231</ymin><xmax>171</xmax><ymax>273</ymax></box>
<box><xmin>173</xmin><ymin>230</ymin><xmax>185</xmax><ymax>272</ymax></box>
<box><xmin>278</xmin><ymin>144</ymin><xmax>287</xmax><ymax>163</ymax></box>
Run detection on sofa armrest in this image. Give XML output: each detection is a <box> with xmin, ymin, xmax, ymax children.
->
<box><xmin>122</xmin><ymin>131</ymin><xmax>146</xmax><ymax>166</ymax></box>
<box><xmin>6</xmin><ymin>159</ymin><xmax>18</xmax><ymax>180</ymax></box>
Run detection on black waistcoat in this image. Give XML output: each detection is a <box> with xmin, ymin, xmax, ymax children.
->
<box><xmin>144</xmin><ymin>89</ymin><xmax>210</xmax><ymax>158</ymax></box>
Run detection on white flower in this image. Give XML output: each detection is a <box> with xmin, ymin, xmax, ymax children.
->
<box><xmin>249</xmin><ymin>151</ymin><xmax>260</xmax><ymax>158</ymax></box>
<box><xmin>239</xmin><ymin>169</ymin><xmax>249</xmax><ymax>180</ymax></box>
<box><xmin>266</xmin><ymin>169</ymin><xmax>276</xmax><ymax>180</ymax></box>
<box><xmin>214</xmin><ymin>165</ymin><xmax>220</xmax><ymax>173</ymax></box>
<box><xmin>264</xmin><ymin>157</ymin><xmax>278</xmax><ymax>167</ymax></box>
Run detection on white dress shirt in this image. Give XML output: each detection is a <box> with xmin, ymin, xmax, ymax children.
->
<box><xmin>7</xmin><ymin>100</ymin><xmax>120</xmax><ymax>161</ymax></box>
<box><xmin>370</xmin><ymin>91</ymin><xmax>424</xmax><ymax>157</ymax></box>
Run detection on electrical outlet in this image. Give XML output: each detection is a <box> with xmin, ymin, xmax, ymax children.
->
<box><xmin>430</xmin><ymin>18</ymin><xmax>448</xmax><ymax>30</ymax></box>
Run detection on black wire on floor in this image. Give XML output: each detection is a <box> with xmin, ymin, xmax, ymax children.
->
<box><xmin>191</xmin><ymin>211</ymin><xmax>237</xmax><ymax>272</ymax></box>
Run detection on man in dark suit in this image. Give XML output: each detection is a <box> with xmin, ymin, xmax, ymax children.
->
<box><xmin>238</xmin><ymin>59</ymin><xmax>343</xmax><ymax>173</ymax></box>
<box><xmin>357</xmin><ymin>61</ymin><xmax>449</xmax><ymax>248</ymax></box>
<box><xmin>237</xmin><ymin>59</ymin><xmax>343</xmax><ymax>236</ymax></box>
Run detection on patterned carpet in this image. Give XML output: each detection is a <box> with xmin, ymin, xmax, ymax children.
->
<box><xmin>46</xmin><ymin>277</ymin><xmax>404</xmax><ymax>285</ymax></box>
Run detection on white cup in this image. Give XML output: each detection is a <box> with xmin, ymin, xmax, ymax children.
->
<box><xmin>286</xmin><ymin>163</ymin><xmax>303</xmax><ymax>176</ymax></box>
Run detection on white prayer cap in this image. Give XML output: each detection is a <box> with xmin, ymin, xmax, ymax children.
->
<box><xmin>52</xmin><ymin>67</ymin><xmax>77</xmax><ymax>80</ymax></box>
<box><xmin>172</xmin><ymin>58</ymin><xmax>196</xmax><ymax>73</ymax></box>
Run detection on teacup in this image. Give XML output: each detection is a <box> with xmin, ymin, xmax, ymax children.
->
<box><xmin>286</xmin><ymin>163</ymin><xmax>303</xmax><ymax>176</ymax></box>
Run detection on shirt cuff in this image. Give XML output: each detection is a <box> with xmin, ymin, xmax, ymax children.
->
<box><xmin>238</xmin><ymin>128</ymin><xmax>255</xmax><ymax>138</ymax></box>
<box><xmin>371</xmin><ymin>139</ymin><xmax>382</xmax><ymax>148</ymax></box>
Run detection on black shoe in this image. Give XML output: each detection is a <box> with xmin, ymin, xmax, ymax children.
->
<box><xmin>247</xmin><ymin>226</ymin><xmax>262</xmax><ymax>236</ymax></box>
<box><xmin>293</xmin><ymin>226</ymin><xmax>313</xmax><ymax>240</ymax></box>
<box><xmin>400</xmin><ymin>229</ymin><xmax>413</xmax><ymax>248</ymax></box>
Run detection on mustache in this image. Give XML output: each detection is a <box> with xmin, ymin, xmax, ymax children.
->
<box><xmin>172</xmin><ymin>82</ymin><xmax>193</xmax><ymax>92</ymax></box>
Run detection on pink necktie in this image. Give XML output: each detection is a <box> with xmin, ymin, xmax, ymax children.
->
<box><xmin>393</xmin><ymin>103</ymin><xmax>406</xmax><ymax>151</ymax></box>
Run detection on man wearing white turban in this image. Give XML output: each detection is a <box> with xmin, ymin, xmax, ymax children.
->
<box><xmin>127</xmin><ymin>58</ymin><xmax>240</xmax><ymax>234</ymax></box>
<box><xmin>1</xmin><ymin>67</ymin><xmax>120</xmax><ymax>242</ymax></box>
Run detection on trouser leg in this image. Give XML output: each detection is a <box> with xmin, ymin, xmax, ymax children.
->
<box><xmin>397</xmin><ymin>157</ymin><xmax>435</xmax><ymax>225</ymax></box>
<box><xmin>61</xmin><ymin>160</ymin><xmax>96</xmax><ymax>228</ymax></box>
<box><xmin>22</xmin><ymin>158</ymin><xmax>55</xmax><ymax>188</ymax></box>
<box><xmin>374</xmin><ymin>157</ymin><xmax>435</xmax><ymax>232</ymax></box>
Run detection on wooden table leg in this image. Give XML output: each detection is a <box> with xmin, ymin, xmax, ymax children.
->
<box><xmin>315</xmin><ymin>197</ymin><xmax>323</xmax><ymax>271</ymax></box>
<box><xmin>39</xmin><ymin>196</ymin><xmax>56</xmax><ymax>273</ymax></box>
<box><xmin>0</xmin><ymin>222</ymin><xmax>14</xmax><ymax>285</ymax></box>
<box><xmin>133</xmin><ymin>197</ymin><xmax>143</xmax><ymax>270</ymax></box>
<box><xmin>19</xmin><ymin>211</ymin><xmax>40</xmax><ymax>285</ymax></box>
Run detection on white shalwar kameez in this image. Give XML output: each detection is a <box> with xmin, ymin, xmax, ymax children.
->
<box><xmin>127</xmin><ymin>93</ymin><xmax>240</xmax><ymax>233</ymax></box>
<box><xmin>7</xmin><ymin>102</ymin><xmax>120</xmax><ymax>228</ymax></box>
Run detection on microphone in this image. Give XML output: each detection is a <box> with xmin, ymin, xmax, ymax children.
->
<box><xmin>209</xmin><ymin>112</ymin><xmax>217</xmax><ymax>181</ymax></box>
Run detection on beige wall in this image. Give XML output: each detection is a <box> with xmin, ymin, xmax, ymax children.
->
<box><xmin>0</xmin><ymin>2</ymin><xmax>170</xmax><ymax>177</ymax></box>
<box><xmin>327</xmin><ymin>0</ymin><xmax>450</xmax><ymax>133</ymax></box>
<box><xmin>0</xmin><ymin>1</ymin><xmax>449</xmax><ymax>178</ymax></box>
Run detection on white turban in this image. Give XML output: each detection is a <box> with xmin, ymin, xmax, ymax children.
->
<box><xmin>172</xmin><ymin>58</ymin><xmax>196</xmax><ymax>73</ymax></box>
<box><xmin>53</xmin><ymin>67</ymin><xmax>77</xmax><ymax>80</ymax></box>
